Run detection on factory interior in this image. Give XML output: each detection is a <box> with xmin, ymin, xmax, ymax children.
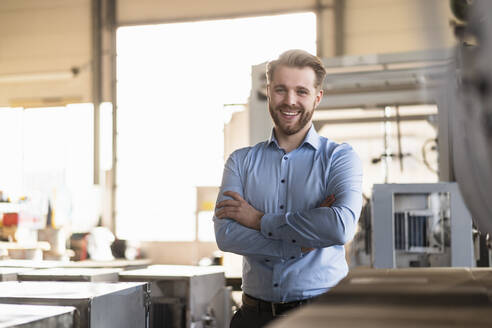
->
<box><xmin>0</xmin><ymin>0</ymin><xmax>491</xmax><ymax>327</ymax></box>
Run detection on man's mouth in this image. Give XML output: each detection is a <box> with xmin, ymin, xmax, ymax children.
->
<box><xmin>280</xmin><ymin>110</ymin><xmax>301</xmax><ymax>118</ymax></box>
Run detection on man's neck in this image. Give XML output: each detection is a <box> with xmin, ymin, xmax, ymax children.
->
<box><xmin>274</xmin><ymin>124</ymin><xmax>311</xmax><ymax>153</ymax></box>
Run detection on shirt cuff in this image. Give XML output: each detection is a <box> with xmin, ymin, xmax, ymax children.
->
<box><xmin>260</xmin><ymin>213</ymin><xmax>286</xmax><ymax>240</ymax></box>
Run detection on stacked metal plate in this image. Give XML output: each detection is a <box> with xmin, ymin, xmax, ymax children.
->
<box><xmin>17</xmin><ymin>268</ymin><xmax>121</xmax><ymax>282</ymax></box>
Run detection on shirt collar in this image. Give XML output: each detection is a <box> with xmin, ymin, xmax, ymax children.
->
<box><xmin>268</xmin><ymin>124</ymin><xmax>321</xmax><ymax>150</ymax></box>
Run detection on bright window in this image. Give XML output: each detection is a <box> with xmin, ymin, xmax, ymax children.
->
<box><xmin>116</xmin><ymin>12</ymin><xmax>316</xmax><ymax>241</ymax></box>
<box><xmin>0</xmin><ymin>105</ymin><xmax>97</xmax><ymax>232</ymax></box>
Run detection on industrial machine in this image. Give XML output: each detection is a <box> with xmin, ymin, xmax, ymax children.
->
<box><xmin>119</xmin><ymin>265</ymin><xmax>231</xmax><ymax>328</ymax></box>
<box><xmin>371</xmin><ymin>183</ymin><xmax>474</xmax><ymax>268</ymax></box>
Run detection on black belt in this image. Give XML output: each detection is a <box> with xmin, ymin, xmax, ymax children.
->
<box><xmin>242</xmin><ymin>293</ymin><xmax>311</xmax><ymax>317</ymax></box>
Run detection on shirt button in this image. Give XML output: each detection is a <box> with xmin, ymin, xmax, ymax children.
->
<box><xmin>290</xmin><ymin>256</ymin><xmax>295</xmax><ymax>259</ymax></box>
<box><xmin>274</xmin><ymin>283</ymin><xmax>279</xmax><ymax>287</ymax></box>
<box><xmin>280</xmin><ymin>205</ymin><xmax>284</xmax><ymax>209</ymax></box>
<box><xmin>283</xmin><ymin>156</ymin><xmax>288</xmax><ymax>160</ymax></box>
<box><xmin>281</xmin><ymin>179</ymin><xmax>285</xmax><ymax>183</ymax></box>
<box><xmin>268</xmin><ymin>232</ymin><xmax>272</xmax><ymax>237</ymax></box>
<box><xmin>265</xmin><ymin>259</ymin><xmax>270</xmax><ymax>262</ymax></box>
<box><xmin>292</xmin><ymin>239</ymin><xmax>296</xmax><ymax>243</ymax></box>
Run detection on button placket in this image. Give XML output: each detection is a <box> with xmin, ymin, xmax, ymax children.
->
<box><xmin>279</xmin><ymin>153</ymin><xmax>289</xmax><ymax>214</ymax></box>
<box><xmin>272</xmin><ymin>263</ymin><xmax>281</xmax><ymax>300</ymax></box>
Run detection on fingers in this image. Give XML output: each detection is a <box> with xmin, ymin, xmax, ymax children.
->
<box><xmin>216</xmin><ymin>199</ymin><xmax>240</xmax><ymax>208</ymax></box>
<box><xmin>215</xmin><ymin>206</ymin><xmax>238</xmax><ymax>219</ymax></box>
<box><xmin>320</xmin><ymin>194</ymin><xmax>335</xmax><ymax>207</ymax></box>
<box><xmin>223</xmin><ymin>191</ymin><xmax>243</xmax><ymax>202</ymax></box>
<box><xmin>301</xmin><ymin>247</ymin><xmax>315</xmax><ymax>253</ymax></box>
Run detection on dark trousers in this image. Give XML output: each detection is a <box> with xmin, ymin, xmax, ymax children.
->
<box><xmin>230</xmin><ymin>294</ymin><xmax>307</xmax><ymax>328</ymax></box>
<box><xmin>229</xmin><ymin>304</ymin><xmax>285</xmax><ymax>328</ymax></box>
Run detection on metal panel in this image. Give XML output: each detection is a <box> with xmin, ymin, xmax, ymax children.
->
<box><xmin>371</xmin><ymin>184</ymin><xmax>395</xmax><ymax>268</ymax></box>
<box><xmin>0</xmin><ymin>281</ymin><xmax>150</xmax><ymax>328</ymax></box>
<box><xmin>0</xmin><ymin>303</ymin><xmax>75</xmax><ymax>328</ymax></box>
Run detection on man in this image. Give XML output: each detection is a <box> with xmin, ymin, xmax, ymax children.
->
<box><xmin>214</xmin><ymin>49</ymin><xmax>363</xmax><ymax>327</ymax></box>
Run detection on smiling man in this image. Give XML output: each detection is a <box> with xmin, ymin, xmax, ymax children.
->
<box><xmin>214</xmin><ymin>49</ymin><xmax>363</xmax><ymax>328</ymax></box>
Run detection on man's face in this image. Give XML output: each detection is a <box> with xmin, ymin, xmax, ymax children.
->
<box><xmin>267</xmin><ymin>65</ymin><xmax>323</xmax><ymax>137</ymax></box>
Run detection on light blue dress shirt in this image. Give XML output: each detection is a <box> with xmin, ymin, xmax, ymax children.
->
<box><xmin>214</xmin><ymin>125</ymin><xmax>363</xmax><ymax>302</ymax></box>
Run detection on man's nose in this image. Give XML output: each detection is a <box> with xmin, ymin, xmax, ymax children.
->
<box><xmin>285</xmin><ymin>91</ymin><xmax>297</xmax><ymax>106</ymax></box>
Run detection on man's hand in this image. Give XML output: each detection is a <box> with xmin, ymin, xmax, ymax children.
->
<box><xmin>302</xmin><ymin>194</ymin><xmax>336</xmax><ymax>253</ymax></box>
<box><xmin>215</xmin><ymin>191</ymin><xmax>264</xmax><ymax>231</ymax></box>
<box><xmin>320</xmin><ymin>194</ymin><xmax>335</xmax><ymax>208</ymax></box>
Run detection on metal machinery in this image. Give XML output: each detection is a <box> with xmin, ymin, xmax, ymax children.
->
<box><xmin>0</xmin><ymin>281</ymin><xmax>150</xmax><ymax>328</ymax></box>
<box><xmin>371</xmin><ymin>183</ymin><xmax>474</xmax><ymax>268</ymax></box>
<box><xmin>119</xmin><ymin>265</ymin><xmax>231</xmax><ymax>328</ymax></box>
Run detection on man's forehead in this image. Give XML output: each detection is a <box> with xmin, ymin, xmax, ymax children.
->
<box><xmin>271</xmin><ymin>65</ymin><xmax>317</xmax><ymax>88</ymax></box>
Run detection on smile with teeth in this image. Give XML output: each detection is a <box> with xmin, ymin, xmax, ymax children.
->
<box><xmin>280</xmin><ymin>110</ymin><xmax>300</xmax><ymax>117</ymax></box>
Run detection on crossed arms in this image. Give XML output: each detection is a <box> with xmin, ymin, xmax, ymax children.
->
<box><xmin>213</xmin><ymin>146</ymin><xmax>363</xmax><ymax>261</ymax></box>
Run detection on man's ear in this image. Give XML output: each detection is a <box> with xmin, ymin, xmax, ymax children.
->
<box><xmin>315</xmin><ymin>89</ymin><xmax>323</xmax><ymax>108</ymax></box>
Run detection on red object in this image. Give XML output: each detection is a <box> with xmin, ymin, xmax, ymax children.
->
<box><xmin>2</xmin><ymin>212</ymin><xmax>19</xmax><ymax>226</ymax></box>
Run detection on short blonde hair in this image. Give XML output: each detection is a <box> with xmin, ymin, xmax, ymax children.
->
<box><xmin>266</xmin><ymin>49</ymin><xmax>326</xmax><ymax>90</ymax></box>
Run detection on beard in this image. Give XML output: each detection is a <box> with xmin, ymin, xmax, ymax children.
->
<box><xmin>268</xmin><ymin>101</ymin><xmax>315</xmax><ymax>136</ymax></box>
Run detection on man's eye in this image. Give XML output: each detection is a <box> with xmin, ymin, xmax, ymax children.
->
<box><xmin>275</xmin><ymin>88</ymin><xmax>286</xmax><ymax>93</ymax></box>
<box><xmin>297</xmin><ymin>90</ymin><xmax>308</xmax><ymax>95</ymax></box>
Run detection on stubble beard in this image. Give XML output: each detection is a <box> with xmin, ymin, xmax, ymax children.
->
<box><xmin>268</xmin><ymin>101</ymin><xmax>315</xmax><ymax>136</ymax></box>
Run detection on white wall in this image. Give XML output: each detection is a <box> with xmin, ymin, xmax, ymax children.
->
<box><xmin>344</xmin><ymin>0</ymin><xmax>455</xmax><ymax>55</ymax></box>
<box><xmin>0</xmin><ymin>0</ymin><xmax>92</xmax><ymax>107</ymax></box>
<box><xmin>118</xmin><ymin>0</ymin><xmax>317</xmax><ymax>25</ymax></box>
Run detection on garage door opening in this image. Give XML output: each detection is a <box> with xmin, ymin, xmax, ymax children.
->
<box><xmin>116</xmin><ymin>12</ymin><xmax>316</xmax><ymax>241</ymax></box>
